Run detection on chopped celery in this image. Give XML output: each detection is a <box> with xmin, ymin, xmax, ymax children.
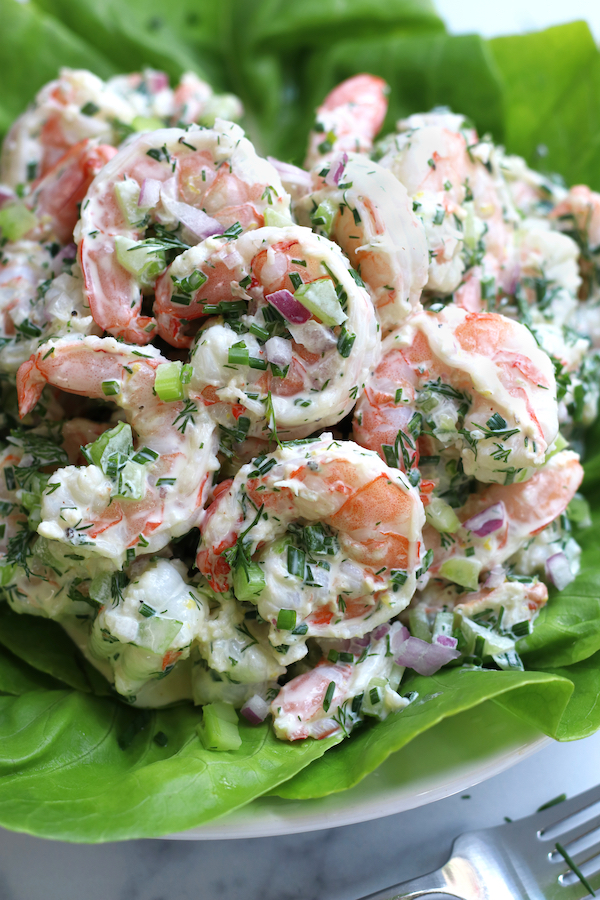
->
<box><xmin>263</xmin><ymin>207</ymin><xmax>293</xmax><ymax>227</ymax></box>
<box><xmin>232</xmin><ymin>560</ymin><xmax>266</xmax><ymax>603</ymax></box>
<box><xmin>114</xmin><ymin>235</ymin><xmax>166</xmax><ymax>286</ymax></box>
<box><xmin>432</xmin><ymin>608</ymin><xmax>454</xmax><ymax>639</ymax></box>
<box><xmin>198</xmin><ymin>94</ymin><xmax>241</xmax><ymax>127</ymax></box>
<box><xmin>85</xmin><ymin>421</ymin><xmax>132</xmax><ymax>470</ymax></box>
<box><xmin>294</xmin><ymin>277</ymin><xmax>347</xmax><ymax>327</ymax></box>
<box><xmin>440</xmin><ymin>557</ymin><xmax>482</xmax><ymax>591</ymax></box>
<box><xmin>131</xmin><ymin>115</ymin><xmax>165</xmax><ymax>133</ymax></box>
<box><xmin>115</xmin><ymin>459</ymin><xmax>145</xmax><ymax>500</ymax></box>
<box><xmin>408</xmin><ymin>605</ymin><xmax>431</xmax><ymax>642</ymax></box>
<box><xmin>0</xmin><ymin>203</ymin><xmax>37</xmax><ymax>241</ymax></box>
<box><xmin>310</xmin><ymin>198</ymin><xmax>337</xmax><ymax>236</ymax></box>
<box><xmin>114</xmin><ymin>180</ymin><xmax>142</xmax><ymax>225</ymax></box>
<box><xmin>136</xmin><ymin>617</ymin><xmax>183</xmax><ymax>655</ymax></box>
<box><xmin>461</xmin><ymin>617</ymin><xmax>515</xmax><ymax>656</ymax></box>
<box><xmin>425</xmin><ymin>497</ymin><xmax>460</xmax><ymax>533</ymax></box>
<box><xmin>154</xmin><ymin>362</ymin><xmax>183</xmax><ymax>402</ymax></box>
<box><xmin>198</xmin><ymin>702</ymin><xmax>242</xmax><ymax>751</ymax></box>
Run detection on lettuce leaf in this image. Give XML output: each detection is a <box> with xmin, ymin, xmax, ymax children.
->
<box><xmin>0</xmin><ymin>689</ymin><xmax>341</xmax><ymax>842</ymax></box>
<box><xmin>273</xmin><ymin>668</ymin><xmax>573</xmax><ymax>800</ymax></box>
<box><xmin>0</xmin><ymin>604</ymin><xmax>110</xmax><ymax>695</ymax></box>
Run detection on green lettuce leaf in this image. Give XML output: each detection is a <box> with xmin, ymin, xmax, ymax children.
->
<box><xmin>0</xmin><ymin>604</ymin><xmax>110</xmax><ymax>695</ymax></box>
<box><xmin>489</xmin><ymin>21</ymin><xmax>600</xmax><ymax>190</ymax></box>
<box><xmin>0</xmin><ymin>644</ymin><xmax>63</xmax><ymax>695</ymax></box>
<box><xmin>274</xmin><ymin>668</ymin><xmax>572</xmax><ymax>799</ymax></box>
<box><xmin>0</xmin><ymin>689</ymin><xmax>340</xmax><ymax>842</ymax></box>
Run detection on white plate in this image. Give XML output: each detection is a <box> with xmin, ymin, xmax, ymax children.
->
<box><xmin>170</xmin><ymin>699</ymin><xmax>550</xmax><ymax>839</ymax></box>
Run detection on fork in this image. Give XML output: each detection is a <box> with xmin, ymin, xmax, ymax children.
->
<box><xmin>360</xmin><ymin>782</ymin><xmax>600</xmax><ymax>900</ymax></box>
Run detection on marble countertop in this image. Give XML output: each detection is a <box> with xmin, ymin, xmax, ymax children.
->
<box><xmin>1</xmin><ymin>730</ymin><xmax>600</xmax><ymax>900</ymax></box>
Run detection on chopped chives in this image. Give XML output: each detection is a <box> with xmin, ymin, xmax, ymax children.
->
<box><xmin>276</xmin><ymin>609</ymin><xmax>296</xmax><ymax>631</ymax></box>
<box><xmin>555</xmin><ymin>842</ymin><xmax>596</xmax><ymax>897</ymax></box>
<box><xmin>323</xmin><ymin>681</ymin><xmax>336</xmax><ymax>712</ymax></box>
<box><xmin>101</xmin><ymin>380</ymin><xmax>120</xmax><ymax>396</ymax></box>
<box><xmin>287</xmin><ymin>546</ymin><xmax>305</xmax><ymax>578</ymax></box>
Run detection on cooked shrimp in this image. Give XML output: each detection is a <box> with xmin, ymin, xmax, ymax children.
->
<box><xmin>16</xmin><ymin>334</ymin><xmax>219</xmax><ymax>564</ymax></box>
<box><xmin>0</xmin><ymin>67</ymin><xmax>242</xmax><ymax>188</ymax></box>
<box><xmin>305</xmin><ymin>74</ymin><xmax>389</xmax><ymax>168</ymax></box>
<box><xmin>376</xmin><ymin>117</ymin><xmax>511</xmax><ymax>295</ymax></box>
<box><xmin>271</xmin><ymin>620</ymin><xmax>409</xmax><ymax>740</ymax></box>
<box><xmin>353</xmin><ymin>306</ymin><xmax>559</xmax><ymax>484</ymax></box>
<box><xmin>423</xmin><ymin>449</ymin><xmax>583</xmax><ymax>582</ymax></box>
<box><xmin>296</xmin><ymin>153</ymin><xmax>428</xmax><ymax>333</ymax></box>
<box><xmin>0</xmin><ymin>242</ymin><xmax>98</xmax><ymax>373</ymax></box>
<box><xmin>26</xmin><ymin>140</ymin><xmax>117</xmax><ymax>244</ymax></box>
<box><xmin>75</xmin><ymin>121</ymin><xmax>292</xmax><ymax>344</ymax></box>
<box><xmin>157</xmin><ymin>224</ymin><xmax>378</xmax><ymax>438</ymax></box>
<box><xmin>197</xmin><ymin>436</ymin><xmax>425</xmax><ymax>666</ymax></box>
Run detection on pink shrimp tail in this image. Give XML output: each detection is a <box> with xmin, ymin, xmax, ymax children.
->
<box><xmin>16</xmin><ymin>358</ymin><xmax>47</xmax><ymax>417</ymax></box>
<box><xmin>320</xmin><ymin>74</ymin><xmax>388</xmax><ymax>140</ymax></box>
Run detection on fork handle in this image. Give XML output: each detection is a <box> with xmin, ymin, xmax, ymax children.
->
<box><xmin>359</xmin><ymin>867</ymin><xmax>464</xmax><ymax>900</ymax></box>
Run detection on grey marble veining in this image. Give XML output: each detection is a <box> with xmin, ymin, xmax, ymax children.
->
<box><xmin>1</xmin><ymin>731</ymin><xmax>600</xmax><ymax>900</ymax></box>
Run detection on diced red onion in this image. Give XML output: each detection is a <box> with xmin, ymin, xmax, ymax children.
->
<box><xmin>371</xmin><ymin>623</ymin><xmax>390</xmax><ymax>641</ymax></box>
<box><xmin>138</xmin><ymin>178</ymin><xmax>161</xmax><ymax>209</ymax></box>
<box><xmin>324</xmin><ymin>152</ymin><xmax>348</xmax><ymax>187</ymax></box>
<box><xmin>545</xmin><ymin>552</ymin><xmax>575</xmax><ymax>591</ymax></box>
<box><xmin>435</xmin><ymin>634</ymin><xmax>458</xmax><ymax>650</ymax></box>
<box><xmin>393</xmin><ymin>633</ymin><xmax>460</xmax><ymax>677</ymax></box>
<box><xmin>484</xmin><ymin>564</ymin><xmax>505</xmax><ymax>589</ymax></box>
<box><xmin>148</xmin><ymin>71</ymin><xmax>170</xmax><ymax>93</ymax></box>
<box><xmin>240</xmin><ymin>694</ymin><xmax>269</xmax><ymax>724</ymax></box>
<box><xmin>0</xmin><ymin>187</ymin><xmax>15</xmax><ymax>209</ymax></box>
<box><xmin>390</xmin><ymin>625</ymin><xmax>410</xmax><ymax>654</ymax></box>
<box><xmin>160</xmin><ymin>192</ymin><xmax>222</xmax><ymax>241</ymax></box>
<box><xmin>265</xmin><ymin>336</ymin><xmax>292</xmax><ymax>368</ymax></box>
<box><xmin>463</xmin><ymin>502</ymin><xmax>506</xmax><ymax>538</ymax></box>
<box><xmin>267</xmin><ymin>157</ymin><xmax>313</xmax><ymax>192</ymax></box>
<box><xmin>266</xmin><ymin>289</ymin><xmax>311</xmax><ymax>324</ymax></box>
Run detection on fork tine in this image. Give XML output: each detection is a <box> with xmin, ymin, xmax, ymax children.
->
<box><xmin>535</xmin><ymin>783</ymin><xmax>600</xmax><ymax>834</ymax></box>
<box><xmin>547</xmin><ymin>815</ymin><xmax>600</xmax><ymax>851</ymax></box>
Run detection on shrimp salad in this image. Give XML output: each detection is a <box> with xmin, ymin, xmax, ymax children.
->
<box><xmin>0</xmin><ymin>67</ymin><xmax>596</xmax><ymax>747</ymax></box>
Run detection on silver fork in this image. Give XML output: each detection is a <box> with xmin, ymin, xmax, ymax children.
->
<box><xmin>361</xmin><ymin>783</ymin><xmax>600</xmax><ymax>900</ymax></box>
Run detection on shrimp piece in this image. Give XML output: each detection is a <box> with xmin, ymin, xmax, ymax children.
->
<box><xmin>423</xmin><ymin>449</ymin><xmax>583</xmax><ymax>582</ymax></box>
<box><xmin>353</xmin><ymin>306</ymin><xmax>559</xmax><ymax>484</ymax></box>
<box><xmin>158</xmin><ymin>225</ymin><xmax>379</xmax><ymax>439</ymax></box>
<box><xmin>0</xmin><ymin>242</ymin><xmax>98</xmax><ymax>373</ymax></box>
<box><xmin>271</xmin><ymin>621</ymin><xmax>409</xmax><ymax>741</ymax></box>
<box><xmin>296</xmin><ymin>154</ymin><xmax>428</xmax><ymax>333</ymax></box>
<box><xmin>197</xmin><ymin>436</ymin><xmax>425</xmax><ymax>666</ymax></box>
<box><xmin>16</xmin><ymin>335</ymin><xmax>219</xmax><ymax>564</ymax></box>
<box><xmin>26</xmin><ymin>140</ymin><xmax>117</xmax><ymax>243</ymax></box>
<box><xmin>305</xmin><ymin>74</ymin><xmax>389</xmax><ymax>168</ymax></box>
<box><xmin>75</xmin><ymin>121</ymin><xmax>292</xmax><ymax>344</ymax></box>
<box><xmin>171</xmin><ymin>72</ymin><xmax>243</xmax><ymax>127</ymax></box>
<box><xmin>0</xmin><ymin>67</ymin><xmax>242</xmax><ymax>188</ymax></box>
<box><xmin>377</xmin><ymin>117</ymin><xmax>511</xmax><ymax>296</ymax></box>
<box><xmin>414</xmin><ymin>579</ymin><xmax>548</xmax><ymax>636</ymax></box>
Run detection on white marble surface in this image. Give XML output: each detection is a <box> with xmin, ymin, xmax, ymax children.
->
<box><xmin>1</xmin><ymin>731</ymin><xmax>600</xmax><ymax>900</ymax></box>
<box><xmin>437</xmin><ymin>0</ymin><xmax>600</xmax><ymax>41</ymax></box>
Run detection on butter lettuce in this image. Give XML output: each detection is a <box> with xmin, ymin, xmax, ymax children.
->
<box><xmin>1</xmin><ymin>0</ymin><xmax>600</xmax><ymax>841</ymax></box>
